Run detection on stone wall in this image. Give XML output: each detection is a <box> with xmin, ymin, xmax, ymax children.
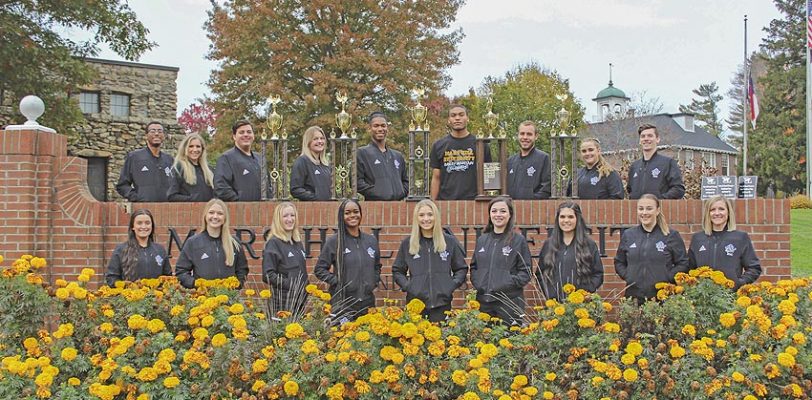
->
<box><xmin>0</xmin><ymin>128</ymin><xmax>793</xmax><ymax>308</ymax></box>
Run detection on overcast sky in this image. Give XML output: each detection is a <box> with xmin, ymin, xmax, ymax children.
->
<box><xmin>86</xmin><ymin>0</ymin><xmax>781</xmax><ymax>127</ymax></box>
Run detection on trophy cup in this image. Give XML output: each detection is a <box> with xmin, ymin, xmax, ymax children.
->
<box><xmin>329</xmin><ymin>92</ymin><xmax>358</xmax><ymax>199</ymax></box>
<box><xmin>407</xmin><ymin>88</ymin><xmax>430</xmax><ymax>200</ymax></box>
<box><xmin>476</xmin><ymin>98</ymin><xmax>508</xmax><ymax>200</ymax></box>
<box><xmin>549</xmin><ymin>93</ymin><xmax>579</xmax><ymax>198</ymax></box>
<box><xmin>264</xmin><ymin>95</ymin><xmax>289</xmax><ymax>200</ymax></box>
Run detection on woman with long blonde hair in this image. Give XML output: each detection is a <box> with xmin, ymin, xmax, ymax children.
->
<box><xmin>290</xmin><ymin>126</ymin><xmax>332</xmax><ymax>201</ymax></box>
<box><xmin>392</xmin><ymin>200</ymin><xmax>467</xmax><ymax>322</ymax></box>
<box><xmin>175</xmin><ymin>199</ymin><xmax>248</xmax><ymax>288</ymax></box>
<box><xmin>262</xmin><ymin>202</ymin><xmax>308</xmax><ymax>316</ymax></box>
<box><xmin>567</xmin><ymin>138</ymin><xmax>624</xmax><ymax>199</ymax></box>
<box><xmin>167</xmin><ymin>133</ymin><xmax>214</xmax><ymax>202</ymax></box>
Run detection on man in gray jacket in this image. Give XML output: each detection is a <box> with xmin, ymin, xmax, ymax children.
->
<box><xmin>116</xmin><ymin>121</ymin><xmax>174</xmax><ymax>202</ymax></box>
<box><xmin>506</xmin><ymin>121</ymin><xmax>551</xmax><ymax>199</ymax></box>
<box><xmin>214</xmin><ymin>120</ymin><xmax>272</xmax><ymax>201</ymax></box>
<box><xmin>356</xmin><ymin>112</ymin><xmax>408</xmax><ymax>200</ymax></box>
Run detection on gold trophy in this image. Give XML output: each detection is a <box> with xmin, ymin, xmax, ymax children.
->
<box><xmin>550</xmin><ymin>93</ymin><xmax>579</xmax><ymax>198</ymax></box>
<box><xmin>330</xmin><ymin>91</ymin><xmax>358</xmax><ymax>199</ymax></box>
<box><xmin>407</xmin><ymin>88</ymin><xmax>431</xmax><ymax>200</ymax></box>
<box><xmin>476</xmin><ymin>97</ymin><xmax>508</xmax><ymax>199</ymax></box>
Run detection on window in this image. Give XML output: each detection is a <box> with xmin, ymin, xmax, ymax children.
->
<box><xmin>82</xmin><ymin>156</ymin><xmax>108</xmax><ymax>201</ymax></box>
<box><xmin>110</xmin><ymin>93</ymin><xmax>130</xmax><ymax>117</ymax></box>
<box><xmin>685</xmin><ymin>150</ymin><xmax>694</xmax><ymax>170</ymax></box>
<box><xmin>79</xmin><ymin>91</ymin><xmax>100</xmax><ymax>114</ymax></box>
<box><xmin>702</xmin><ymin>152</ymin><xmax>716</xmax><ymax>169</ymax></box>
<box><xmin>722</xmin><ymin>154</ymin><xmax>730</xmax><ymax>175</ymax></box>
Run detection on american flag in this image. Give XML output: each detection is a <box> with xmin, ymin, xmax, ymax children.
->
<box><xmin>748</xmin><ymin>74</ymin><xmax>760</xmax><ymax>129</ymax></box>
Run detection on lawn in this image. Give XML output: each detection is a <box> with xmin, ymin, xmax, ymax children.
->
<box><xmin>792</xmin><ymin>209</ymin><xmax>812</xmax><ymax>277</ymax></box>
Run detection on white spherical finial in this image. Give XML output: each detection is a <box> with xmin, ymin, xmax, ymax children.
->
<box><xmin>20</xmin><ymin>95</ymin><xmax>45</xmax><ymax>126</ymax></box>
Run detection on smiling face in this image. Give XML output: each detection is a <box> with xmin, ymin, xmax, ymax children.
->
<box><xmin>558</xmin><ymin>207</ymin><xmax>577</xmax><ymax>234</ymax></box>
<box><xmin>279</xmin><ymin>205</ymin><xmax>297</xmax><ymax>233</ymax></box>
<box><xmin>489</xmin><ymin>201</ymin><xmax>511</xmax><ymax>232</ymax></box>
<box><xmin>637</xmin><ymin>197</ymin><xmax>660</xmax><ymax>230</ymax></box>
<box><xmin>579</xmin><ymin>140</ymin><xmax>600</xmax><ymax>168</ymax></box>
<box><xmin>417</xmin><ymin>205</ymin><xmax>435</xmax><ymax>234</ymax></box>
<box><xmin>186</xmin><ymin>138</ymin><xmax>203</xmax><ymax>164</ymax></box>
<box><xmin>709</xmin><ymin>200</ymin><xmax>729</xmax><ymax>231</ymax></box>
<box><xmin>517</xmin><ymin>123</ymin><xmax>537</xmax><ymax>153</ymax></box>
<box><xmin>233</xmin><ymin>124</ymin><xmax>255</xmax><ymax>153</ymax></box>
<box><xmin>309</xmin><ymin>130</ymin><xmax>326</xmax><ymax>155</ymax></box>
<box><xmin>146</xmin><ymin>123</ymin><xmax>165</xmax><ymax>148</ymax></box>
<box><xmin>206</xmin><ymin>203</ymin><xmax>226</xmax><ymax>231</ymax></box>
<box><xmin>639</xmin><ymin>128</ymin><xmax>660</xmax><ymax>154</ymax></box>
<box><xmin>369</xmin><ymin>116</ymin><xmax>388</xmax><ymax>143</ymax></box>
<box><xmin>343</xmin><ymin>202</ymin><xmax>362</xmax><ymax>230</ymax></box>
<box><xmin>132</xmin><ymin>214</ymin><xmax>153</xmax><ymax>242</ymax></box>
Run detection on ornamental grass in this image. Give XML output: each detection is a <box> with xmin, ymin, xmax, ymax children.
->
<box><xmin>0</xmin><ymin>254</ymin><xmax>809</xmax><ymax>399</ymax></box>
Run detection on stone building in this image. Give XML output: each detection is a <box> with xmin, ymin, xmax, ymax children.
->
<box><xmin>1</xmin><ymin>57</ymin><xmax>182</xmax><ymax>201</ymax></box>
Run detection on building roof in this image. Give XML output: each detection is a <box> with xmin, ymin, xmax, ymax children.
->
<box><xmin>582</xmin><ymin>113</ymin><xmax>738</xmax><ymax>155</ymax></box>
<box><xmin>593</xmin><ymin>81</ymin><xmax>629</xmax><ymax>100</ymax></box>
<box><xmin>80</xmin><ymin>57</ymin><xmax>179</xmax><ymax>72</ymax></box>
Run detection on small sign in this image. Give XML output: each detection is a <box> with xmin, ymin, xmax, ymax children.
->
<box><xmin>700</xmin><ymin>176</ymin><xmax>718</xmax><ymax>199</ymax></box>
<box><xmin>718</xmin><ymin>176</ymin><xmax>737</xmax><ymax>199</ymax></box>
<box><xmin>738</xmin><ymin>176</ymin><xmax>758</xmax><ymax>199</ymax></box>
<box><xmin>483</xmin><ymin>162</ymin><xmax>501</xmax><ymax>191</ymax></box>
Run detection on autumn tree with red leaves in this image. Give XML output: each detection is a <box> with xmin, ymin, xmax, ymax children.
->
<box><xmin>205</xmin><ymin>0</ymin><xmax>464</xmax><ymax>155</ymax></box>
<box><xmin>178</xmin><ymin>100</ymin><xmax>217</xmax><ymax>136</ymax></box>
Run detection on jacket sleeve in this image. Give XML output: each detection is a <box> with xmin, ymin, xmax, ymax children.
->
<box><xmin>314</xmin><ymin>236</ymin><xmax>338</xmax><ymax>286</ymax></box>
<box><xmin>509</xmin><ymin>236</ymin><xmax>532</xmax><ymax>290</ymax></box>
<box><xmin>167</xmin><ymin>166</ymin><xmax>191</xmax><ymax>202</ymax></box>
<box><xmin>607</xmin><ymin>171</ymin><xmax>625</xmax><ymax>199</ymax></box>
<box><xmin>687</xmin><ymin>238</ymin><xmax>698</xmax><ymax>270</ymax></box>
<box><xmin>115</xmin><ymin>153</ymin><xmax>139</xmax><ymax>201</ymax></box>
<box><xmin>662</xmin><ymin>159</ymin><xmax>686</xmax><ymax>199</ymax></box>
<box><xmin>213</xmin><ymin>155</ymin><xmax>239</xmax><ymax>201</ymax></box>
<box><xmin>400</xmin><ymin>153</ymin><xmax>410</xmax><ymax>197</ymax></box>
<box><xmin>614</xmin><ymin>234</ymin><xmax>629</xmax><ymax>281</ymax></box>
<box><xmin>159</xmin><ymin>245</ymin><xmax>172</xmax><ymax>277</ymax></box>
<box><xmin>105</xmin><ymin>245</ymin><xmax>124</xmax><ymax>287</ymax></box>
<box><xmin>534</xmin><ymin>153</ymin><xmax>552</xmax><ymax>199</ymax></box>
<box><xmin>391</xmin><ymin>239</ymin><xmax>410</xmax><ymax>291</ymax></box>
<box><xmin>234</xmin><ymin>241</ymin><xmax>249</xmax><ymax>289</ymax></box>
<box><xmin>449</xmin><ymin>235</ymin><xmax>468</xmax><ymax>288</ymax></box>
<box><xmin>668</xmin><ymin>231</ymin><xmax>689</xmax><ymax>274</ymax></box>
<box><xmin>290</xmin><ymin>158</ymin><xmax>316</xmax><ymax>201</ymax></box>
<box><xmin>738</xmin><ymin>233</ymin><xmax>762</xmax><ymax>287</ymax></box>
<box><xmin>374</xmin><ymin>241</ymin><xmax>382</xmax><ymax>288</ymax></box>
<box><xmin>356</xmin><ymin>152</ymin><xmax>374</xmax><ymax>196</ymax></box>
<box><xmin>262</xmin><ymin>240</ymin><xmax>286</xmax><ymax>288</ymax></box>
<box><xmin>175</xmin><ymin>241</ymin><xmax>196</xmax><ymax>289</ymax></box>
<box><xmin>587</xmin><ymin>240</ymin><xmax>605</xmax><ymax>293</ymax></box>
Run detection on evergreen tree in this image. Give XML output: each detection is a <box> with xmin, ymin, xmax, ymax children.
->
<box><xmin>748</xmin><ymin>0</ymin><xmax>806</xmax><ymax>194</ymax></box>
<box><xmin>679</xmin><ymin>82</ymin><xmax>723</xmax><ymax>136</ymax></box>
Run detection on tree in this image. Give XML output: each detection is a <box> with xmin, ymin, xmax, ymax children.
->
<box><xmin>628</xmin><ymin>90</ymin><xmax>664</xmax><ymax>116</ymax></box>
<box><xmin>205</xmin><ymin>0</ymin><xmax>464</xmax><ymax>156</ymax></box>
<box><xmin>748</xmin><ymin>0</ymin><xmax>806</xmax><ymax>194</ymax></box>
<box><xmin>178</xmin><ymin>99</ymin><xmax>218</xmax><ymax>136</ymax></box>
<box><xmin>678</xmin><ymin>82</ymin><xmax>723</xmax><ymax>136</ymax></box>
<box><xmin>0</xmin><ymin>1</ymin><xmax>154</xmax><ymax>132</ymax></box>
<box><xmin>456</xmin><ymin>62</ymin><xmax>584</xmax><ymax>155</ymax></box>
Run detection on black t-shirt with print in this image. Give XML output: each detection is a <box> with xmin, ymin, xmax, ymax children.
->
<box><xmin>429</xmin><ymin>134</ymin><xmax>491</xmax><ymax>200</ymax></box>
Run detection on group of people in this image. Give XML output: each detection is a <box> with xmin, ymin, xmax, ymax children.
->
<box><xmin>106</xmin><ymin>193</ymin><xmax>760</xmax><ymax>325</ymax></box>
<box><xmin>115</xmin><ymin>106</ymin><xmax>685</xmax><ymax>203</ymax></box>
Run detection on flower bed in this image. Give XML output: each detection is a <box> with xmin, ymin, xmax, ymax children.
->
<box><xmin>0</xmin><ymin>254</ymin><xmax>809</xmax><ymax>399</ymax></box>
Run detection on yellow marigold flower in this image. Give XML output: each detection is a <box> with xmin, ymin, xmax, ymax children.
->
<box><xmin>543</xmin><ymin>391</ymin><xmax>554</xmax><ymax>400</ymax></box>
<box><xmin>670</xmin><ymin>345</ymin><xmax>685</xmax><ymax>358</ymax></box>
<box><xmin>191</xmin><ymin>327</ymin><xmax>208</xmax><ymax>341</ymax></box>
<box><xmin>169</xmin><ymin>305</ymin><xmax>184</xmax><ymax>316</ymax></box>
<box><xmin>326</xmin><ymin>383</ymin><xmax>345</xmax><ymax>400</ymax></box>
<box><xmin>353</xmin><ymin>330</ymin><xmax>370</xmax><ymax>342</ymax></box>
<box><xmin>401</xmin><ymin>322</ymin><xmax>418</xmax><ymax>339</ymax></box>
<box><xmin>55</xmin><ymin>287</ymin><xmax>69</xmax><ymax>300</ymax></box>
<box><xmin>719</xmin><ymin>312</ymin><xmax>736</xmax><ymax>328</ymax></box>
<box><xmin>136</xmin><ymin>367</ymin><xmax>158</xmax><ymax>382</ymax></box>
<box><xmin>480</xmin><ymin>343</ymin><xmax>498</xmax><ymax>358</ymax></box>
<box><xmin>251</xmin><ymin>379</ymin><xmax>265</xmax><ymax>392</ymax></box>
<box><xmin>199</xmin><ymin>315</ymin><xmax>214</xmax><ymax>327</ymax></box>
<box><xmin>574</xmin><ymin>308</ymin><xmax>589</xmax><ymax>319</ymax></box>
<box><xmin>468</xmin><ymin>300</ymin><xmax>480</xmax><ymax>310</ymax></box>
<box><xmin>301</xmin><ymin>339</ymin><xmax>319</xmax><ymax>355</ymax></box>
<box><xmin>452</xmin><ymin>370</ymin><xmax>468</xmax><ymax>385</ymax></box>
<box><xmin>285</xmin><ymin>323</ymin><xmax>304</xmax><ymax>339</ymax></box>
<box><xmin>567</xmin><ymin>291</ymin><xmax>585</xmax><ymax>304</ymax></box>
<box><xmin>731</xmin><ymin>371</ymin><xmax>745</xmax><ymax>382</ymax></box>
<box><xmin>461</xmin><ymin>391</ymin><xmax>480</xmax><ymax>400</ymax></box>
<box><xmin>354</xmin><ymin>380</ymin><xmax>370</xmax><ymax>394</ymax></box>
<box><xmin>562</xmin><ymin>283</ymin><xmax>576</xmax><ymax>294</ymax></box>
<box><xmin>603</xmin><ymin>322</ymin><xmax>620</xmax><ymax>333</ymax></box>
<box><xmin>786</xmin><ymin>383</ymin><xmax>804</xmax><ymax>398</ymax></box>
<box><xmin>625</xmin><ymin>341</ymin><xmax>643</xmax><ymax>356</ymax></box>
<box><xmin>778</xmin><ymin>299</ymin><xmax>796</xmax><ymax>315</ymax></box>
<box><xmin>280</xmin><ymin>380</ymin><xmax>298</xmax><ymax>395</ymax></box>
<box><xmin>147</xmin><ymin>319</ymin><xmax>166</xmax><ymax>334</ymax></box>
<box><xmin>621</xmin><ymin>353</ymin><xmax>636</xmax><ymax>365</ymax></box>
<box><xmin>681</xmin><ymin>324</ymin><xmax>696</xmax><ymax>336</ymax></box>
<box><xmin>545</xmin><ymin>372</ymin><xmax>556</xmax><ymax>381</ymax></box>
<box><xmin>623</xmin><ymin>368</ymin><xmax>638</xmax><ymax>382</ymax></box>
<box><xmin>163</xmin><ymin>376</ymin><xmax>180</xmax><ymax>388</ymax></box>
<box><xmin>424</xmin><ymin>325</ymin><xmax>442</xmax><ymax>342</ymax></box>
<box><xmin>736</xmin><ymin>296</ymin><xmax>751</xmax><ymax>308</ymax></box>
<box><xmin>210</xmin><ymin>333</ymin><xmax>228</xmax><ymax>348</ymax></box>
<box><xmin>468</xmin><ymin>358</ymin><xmax>484</xmax><ymax>369</ymax></box>
<box><xmin>67</xmin><ymin>377</ymin><xmax>80</xmax><ymax>386</ymax></box>
<box><xmin>777</xmin><ymin>352</ymin><xmax>795</xmax><ymax>368</ymax></box>
<box><xmin>61</xmin><ymin>347</ymin><xmax>78</xmax><ymax>361</ymax></box>
<box><xmin>406</xmin><ymin>298</ymin><xmax>426</xmax><ymax>315</ymax></box>
<box><xmin>578</xmin><ymin>318</ymin><xmax>596</xmax><ymax>328</ymax></box>
<box><xmin>228</xmin><ymin>303</ymin><xmax>244</xmax><ymax>314</ymax></box>
<box><xmin>553</xmin><ymin>306</ymin><xmax>566</xmax><ymax>316</ymax></box>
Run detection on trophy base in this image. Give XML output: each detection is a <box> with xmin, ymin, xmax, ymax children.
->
<box><xmin>406</xmin><ymin>195</ymin><xmax>429</xmax><ymax>202</ymax></box>
<box><xmin>476</xmin><ymin>190</ymin><xmax>502</xmax><ymax>201</ymax></box>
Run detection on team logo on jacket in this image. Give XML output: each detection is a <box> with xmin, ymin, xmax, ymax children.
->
<box><xmin>344</xmin><ymin>248</ymin><xmax>351</xmax><ymax>254</ymax></box>
<box><xmin>242</xmin><ymin>169</ymin><xmax>250</xmax><ymax>175</ymax></box>
<box><xmin>651</xmin><ymin>168</ymin><xmax>661</xmax><ymax>178</ymax></box>
<box><xmin>439</xmin><ymin>251</ymin><xmax>449</xmax><ymax>261</ymax></box>
<box><xmin>698</xmin><ymin>245</ymin><xmax>707</xmax><ymax>252</ymax></box>
<box><xmin>394</xmin><ymin>159</ymin><xmax>400</xmax><ymax>169</ymax></box>
<box><xmin>164</xmin><ymin>167</ymin><xmax>171</xmax><ymax>176</ymax></box>
<box><xmin>509</xmin><ymin>168</ymin><xmax>514</xmax><ymax>174</ymax></box>
<box><xmin>201</xmin><ymin>253</ymin><xmax>209</xmax><ymax>260</ymax></box>
<box><xmin>724</xmin><ymin>244</ymin><xmax>736</xmax><ymax>256</ymax></box>
<box><xmin>413</xmin><ymin>253</ymin><xmax>421</xmax><ymax>259</ymax></box>
<box><xmin>374</xmin><ymin>159</ymin><xmax>381</xmax><ymax>164</ymax></box>
<box><xmin>590</xmin><ymin>176</ymin><xmax>599</xmax><ymax>186</ymax></box>
<box><xmin>526</xmin><ymin>166</ymin><xmax>536</xmax><ymax>177</ymax></box>
<box><xmin>301</xmin><ymin>250</ymin><xmax>306</xmax><ymax>258</ymax></box>
<box><xmin>655</xmin><ymin>241</ymin><xmax>666</xmax><ymax>252</ymax></box>
<box><xmin>314</xmin><ymin>169</ymin><xmax>321</xmax><ymax>175</ymax></box>
<box><xmin>501</xmin><ymin>246</ymin><xmax>512</xmax><ymax>256</ymax></box>
<box><xmin>141</xmin><ymin>166</ymin><xmax>149</xmax><ymax>172</ymax></box>
<box><xmin>633</xmin><ymin>172</ymin><xmax>638</xmax><ymax>178</ymax></box>
<box><xmin>367</xmin><ymin>247</ymin><xmax>376</xmax><ymax>258</ymax></box>
<box><xmin>478</xmin><ymin>247</ymin><xmax>485</xmax><ymax>253</ymax></box>
<box><xmin>287</xmin><ymin>251</ymin><xmax>294</xmax><ymax>257</ymax></box>
<box><xmin>629</xmin><ymin>243</ymin><xmax>637</xmax><ymax>249</ymax></box>
<box><xmin>155</xmin><ymin>255</ymin><xmax>163</xmax><ymax>265</ymax></box>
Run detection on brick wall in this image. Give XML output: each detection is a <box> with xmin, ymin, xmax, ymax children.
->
<box><xmin>1</xmin><ymin>128</ymin><xmax>792</xmax><ymax>306</ymax></box>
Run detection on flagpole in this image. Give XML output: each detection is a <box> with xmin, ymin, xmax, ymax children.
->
<box><xmin>807</xmin><ymin>1</ymin><xmax>812</xmax><ymax>195</ymax></box>
<box><xmin>743</xmin><ymin>15</ymin><xmax>749</xmax><ymax>176</ymax></box>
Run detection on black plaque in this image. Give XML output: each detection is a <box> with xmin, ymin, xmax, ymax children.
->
<box><xmin>700</xmin><ymin>176</ymin><xmax>718</xmax><ymax>199</ymax></box>
<box><xmin>718</xmin><ymin>176</ymin><xmax>737</xmax><ymax>199</ymax></box>
<box><xmin>738</xmin><ymin>175</ymin><xmax>758</xmax><ymax>199</ymax></box>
